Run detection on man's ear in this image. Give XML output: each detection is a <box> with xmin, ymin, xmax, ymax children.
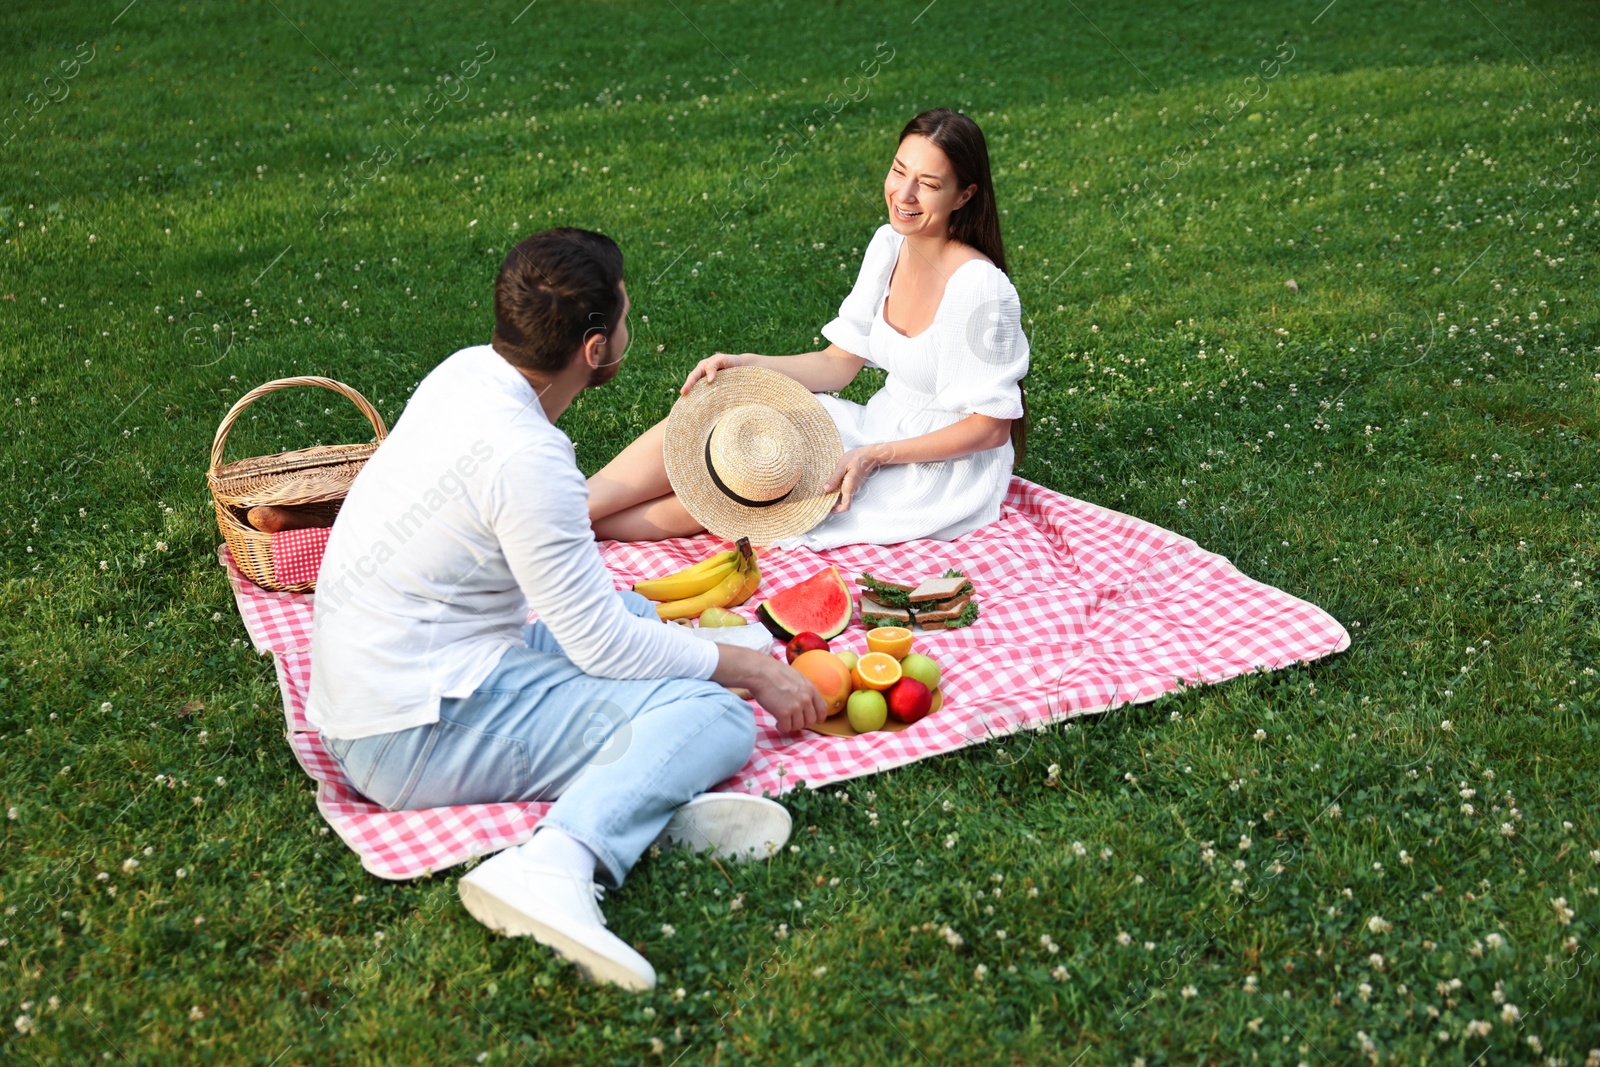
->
<box><xmin>580</xmin><ymin>328</ymin><xmax>608</xmax><ymax>369</ymax></box>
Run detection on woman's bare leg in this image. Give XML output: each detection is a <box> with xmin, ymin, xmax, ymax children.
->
<box><xmin>588</xmin><ymin>417</ymin><xmax>674</xmax><ymax>523</ymax></box>
<box><xmin>592</xmin><ymin>493</ymin><xmax>704</xmax><ymax>542</ymax></box>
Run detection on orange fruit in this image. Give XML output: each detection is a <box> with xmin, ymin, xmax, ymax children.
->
<box><xmin>851</xmin><ymin>651</ymin><xmax>902</xmax><ymax>692</ymax></box>
<box><xmin>791</xmin><ymin>649</ymin><xmax>852</xmax><ymax>716</ymax></box>
<box><xmin>865</xmin><ymin>626</ymin><xmax>913</xmax><ymax>659</ymax></box>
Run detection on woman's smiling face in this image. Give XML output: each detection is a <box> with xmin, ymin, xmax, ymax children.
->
<box><xmin>884</xmin><ymin>134</ymin><xmax>975</xmax><ymax>238</ymax></box>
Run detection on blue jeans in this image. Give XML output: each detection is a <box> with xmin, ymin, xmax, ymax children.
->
<box><xmin>322</xmin><ymin>591</ymin><xmax>756</xmax><ymax>888</ymax></box>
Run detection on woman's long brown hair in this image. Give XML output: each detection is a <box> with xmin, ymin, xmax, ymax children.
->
<box><xmin>898</xmin><ymin>108</ymin><xmax>1028</xmax><ymax>467</ymax></box>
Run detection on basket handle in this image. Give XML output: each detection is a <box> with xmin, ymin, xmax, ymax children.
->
<box><xmin>209</xmin><ymin>376</ymin><xmax>389</xmax><ymax>476</ymax></box>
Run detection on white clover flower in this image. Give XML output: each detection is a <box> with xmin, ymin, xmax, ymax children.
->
<box><xmin>1367</xmin><ymin>916</ymin><xmax>1391</xmax><ymax>934</ymax></box>
<box><xmin>1116</xmin><ymin>930</ymin><xmax>1132</xmax><ymax>946</ymax></box>
<box><xmin>973</xmin><ymin>963</ymin><xmax>988</xmax><ymax>981</ymax></box>
<box><xmin>660</xmin><ymin>924</ymin><xmax>675</xmax><ymax>938</ymax></box>
<box><xmin>188</xmin><ymin>1005</ymin><xmax>205</xmax><ymax>1021</ymax></box>
<box><xmin>1181</xmin><ymin>984</ymin><xmax>1197</xmax><ymax>999</ymax></box>
<box><xmin>1485</xmin><ymin>932</ymin><xmax>1504</xmax><ymax>950</ymax></box>
<box><xmin>1501</xmin><ymin>1004</ymin><xmax>1521</xmax><ymax>1025</ymax></box>
<box><xmin>1051</xmin><ymin>965</ymin><xmax>1070</xmax><ymax>981</ymax></box>
<box><xmin>1465</xmin><ymin>1019</ymin><xmax>1492</xmax><ymax>1038</ymax></box>
<box><xmin>1368</xmin><ymin>953</ymin><xmax>1385</xmax><ymax>971</ymax></box>
<box><xmin>1071</xmin><ymin>841</ymin><xmax>1087</xmax><ymax>856</ymax></box>
<box><xmin>122</xmin><ymin>858</ymin><xmax>140</xmax><ymax>873</ymax></box>
<box><xmin>1552</xmin><ymin>897</ymin><xmax>1575</xmax><ymax>926</ymax></box>
<box><xmin>1239</xmin><ymin>835</ymin><xmax>1251</xmax><ymax>851</ymax></box>
<box><xmin>1253</xmin><ymin>729</ymin><xmax>1266</xmax><ymax>741</ymax></box>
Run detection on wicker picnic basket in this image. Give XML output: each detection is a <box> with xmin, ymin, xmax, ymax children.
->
<box><xmin>208</xmin><ymin>376</ymin><xmax>388</xmax><ymax>593</ymax></box>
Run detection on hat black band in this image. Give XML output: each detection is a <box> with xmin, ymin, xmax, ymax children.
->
<box><xmin>704</xmin><ymin>434</ymin><xmax>794</xmax><ymax>509</ymax></box>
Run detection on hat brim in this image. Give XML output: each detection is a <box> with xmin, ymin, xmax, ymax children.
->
<box><xmin>663</xmin><ymin>367</ymin><xmax>843</xmax><ymax>546</ymax></box>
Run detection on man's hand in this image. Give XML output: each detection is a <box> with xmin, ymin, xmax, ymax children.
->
<box><xmin>713</xmin><ymin>645</ymin><xmax>828</xmax><ymax>733</ymax></box>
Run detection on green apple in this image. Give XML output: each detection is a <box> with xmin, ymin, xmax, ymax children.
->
<box><xmin>846</xmin><ymin>689</ymin><xmax>888</xmax><ymax>732</ymax></box>
<box><xmin>898</xmin><ymin>653</ymin><xmax>941</xmax><ymax>692</ymax></box>
<box><xmin>835</xmin><ymin>649</ymin><xmax>860</xmax><ymax>673</ymax></box>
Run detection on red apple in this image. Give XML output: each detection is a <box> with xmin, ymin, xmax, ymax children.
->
<box><xmin>785</xmin><ymin>631</ymin><xmax>830</xmax><ymax>664</ymax></box>
<box><xmin>885</xmin><ymin>678</ymin><xmax>932</xmax><ymax>724</ymax></box>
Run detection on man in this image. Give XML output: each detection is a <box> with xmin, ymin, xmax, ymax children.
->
<box><xmin>307</xmin><ymin>228</ymin><xmax>828</xmax><ymax>991</ymax></box>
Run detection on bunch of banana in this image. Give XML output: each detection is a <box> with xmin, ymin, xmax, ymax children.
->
<box><xmin>633</xmin><ymin>537</ymin><xmax>761</xmax><ymax>621</ymax></box>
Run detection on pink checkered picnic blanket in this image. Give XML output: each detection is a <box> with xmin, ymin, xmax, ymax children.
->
<box><xmin>221</xmin><ymin>477</ymin><xmax>1348</xmax><ymax>880</ymax></box>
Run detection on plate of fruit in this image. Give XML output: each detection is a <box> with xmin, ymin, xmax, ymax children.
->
<box><xmin>784</xmin><ymin>627</ymin><xmax>944</xmax><ymax>737</ymax></box>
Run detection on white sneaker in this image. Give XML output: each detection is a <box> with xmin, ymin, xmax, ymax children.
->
<box><xmin>654</xmin><ymin>793</ymin><xmax>792</xmax><ymax>863</ymax></box>
<box><xmin>458</xmin><ymin>849</ymin><xmax>656</xmax><ymax>992</ymax></box>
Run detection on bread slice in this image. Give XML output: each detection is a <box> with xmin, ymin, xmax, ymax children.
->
<box><xmin>912</xmin><ymin>593</ymin><xmax>970</xmax><ymax>617</ymax></box>
<box><xmin>907</xmin><ymin>575</ymin><xmax>974</xmax><ymax>604</ymax></box>
<box><xmin>859</xmin><ymin>595</ymin><xmax>913</xmax><ymax>628</ymax></box>
<box><xmin>916</xmin><ymin>600</ymin><xmax>980</xmax><ymax>630</ymax></box>
<box><xmin>858</xmin><ymin>573</ymin><xmax>917</xmax><ymax>609</ymax></box>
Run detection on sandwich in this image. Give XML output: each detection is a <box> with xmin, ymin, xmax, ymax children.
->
<box><xmin>915</xmin><ymin>599</ymin><xmax>980</xmax><ymax>630</ymax></box>
<box><xmin>859</xmin><ymin>594</ymin><xmax>914</xmax><ymax>629</ymax></box>
<box><xmin>857</xmin><ymin>572</ymin><xmax>917</xmax><ymax>609</ymax></box>
<box><xmin>855</xmin><ymin>568</ymin><xmax>979</xmax><ymax>631</ymax></box>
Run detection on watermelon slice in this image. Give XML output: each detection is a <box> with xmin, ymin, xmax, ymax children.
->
<box><xmin>756</xmin><ymin>566</ymin><xmax>852</xmax><ymax>640</ymax></box>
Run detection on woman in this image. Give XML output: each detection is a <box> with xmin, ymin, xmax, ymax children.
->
<box><xmin>588</xmin><ymin>107</ymin><xmax>1029</xmax><ymax>550</ymax></box>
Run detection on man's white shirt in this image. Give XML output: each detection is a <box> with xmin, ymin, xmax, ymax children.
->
<box><xmin>306</xmin><ymin>345</ymin><xmax>718</xmax><ymax>740</ymax></box>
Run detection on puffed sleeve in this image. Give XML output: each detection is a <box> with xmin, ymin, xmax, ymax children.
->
<box><xmin>819</xmin><ymin>224</ymin><xmax>896</xmax><ymax>365</ymax></box>
<box><xmin>935</xmin><ymin>265</ymin><xmax>1029</xmax><ymax>420</ymax></box>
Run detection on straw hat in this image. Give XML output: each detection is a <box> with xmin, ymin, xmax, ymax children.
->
<box><xmin>663</xmin><ymin>367</ymin><xmax>843</xmax><ymax>545</ymax></box>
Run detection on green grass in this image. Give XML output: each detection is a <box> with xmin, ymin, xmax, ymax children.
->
<box><xmin>4</xmin><ymin>0</ymin><xmax>1600</xmax><ymax>1062</ymax></box>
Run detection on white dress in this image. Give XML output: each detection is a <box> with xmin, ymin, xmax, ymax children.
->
<box><xmin>775</xmin><ymin>223</ymin><xmax>1030</xmax><ymax>550</ymax></box>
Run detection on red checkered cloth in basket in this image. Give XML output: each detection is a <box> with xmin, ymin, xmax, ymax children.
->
<box><xmin>220</xmin><ymin>477</ymin><xmax>1349</xmax><ymax>881</ymax></box>
<box><xmin>269</xmin><ymin>527</ymin><xmax>332</xmax><ymax>588</ymax></box>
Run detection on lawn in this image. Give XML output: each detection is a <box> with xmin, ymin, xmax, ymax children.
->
<box><xmin>3</xmin><ymin>0</ymin><xmax>1600</xmax><ymax>1062</ymax></box>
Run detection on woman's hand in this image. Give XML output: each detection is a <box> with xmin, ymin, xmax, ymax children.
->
<box><xmin>681</xmin><ymin>352</ymin><xmax>757</xmax><ymax>396</ymax></box>
<box><xmin>823</xmin><ymin>443</ymin><xmax>893</xmax><ymax>513</ymax></box>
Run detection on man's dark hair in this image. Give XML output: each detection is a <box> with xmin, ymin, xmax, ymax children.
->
<box><xmin>491</xmin><ymin>228</ymin><xmax>625</xmax><ymax>374</ymax></box>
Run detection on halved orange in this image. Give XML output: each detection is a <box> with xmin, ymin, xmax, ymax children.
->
<box><xmin>851</xmin><ymin>651</ymin><xmax>902</xmax><ymax>692</ymax></box>
<box><xmin>865</xmin><ymin>626</ymin><xmax>913</xmax><ymax>660</ymax></box>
